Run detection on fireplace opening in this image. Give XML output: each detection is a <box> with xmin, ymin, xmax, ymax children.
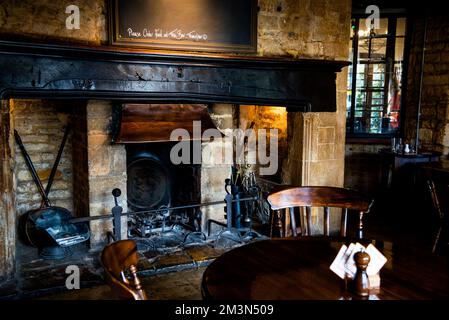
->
<box><xmin>5</xmin><ymin>98</ymin><xmax>289</xmax><ymax>296</ymax></box>
<box><xmin>126</xmin><ymin>143</ymin><xmax>202</xmax><ymax>240</ymax></box>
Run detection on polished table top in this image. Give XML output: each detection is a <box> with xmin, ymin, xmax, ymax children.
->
<box><xmin>202</xmin><ymin>238</ymin><xmax>449</xmax><ymax>300</ymax></box>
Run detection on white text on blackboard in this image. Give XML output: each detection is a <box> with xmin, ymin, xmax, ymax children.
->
<box><xmin>126</xmin><ymin>28</ymin><xmax>208</xmax><ymax>41</ymax></box>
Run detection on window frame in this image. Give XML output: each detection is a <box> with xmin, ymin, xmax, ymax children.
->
<box><xmin>346</xmin><ymin>13</ymin><xmax>409</xmax><ymax>139</ymax></box>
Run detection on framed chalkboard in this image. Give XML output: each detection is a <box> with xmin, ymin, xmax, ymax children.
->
<box><xmin>109</xmin><ymin>0</ymin><xmax>258</xmax><ymax>53</ymax></box>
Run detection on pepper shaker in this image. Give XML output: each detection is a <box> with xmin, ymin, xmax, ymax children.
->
<box><xmin>352</xmin><ymin>251</ymin><xmax>370</xmax><ymax>297</ymax></box>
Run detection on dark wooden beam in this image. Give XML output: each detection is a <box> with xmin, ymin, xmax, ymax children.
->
<box><xmin>0</xmin><ymin>41</ymin><xmax>349</xmax><ymax>111</ymax></box>
<box><xmin>0</xmin><ymin>99</ymin><xmax>15</xmax><ymax>282</ymax></box>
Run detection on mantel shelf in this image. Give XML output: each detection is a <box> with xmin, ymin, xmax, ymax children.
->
<box><xmin>0</xmin><ymin>40</ymin><xmax>349</xmax><ymax>111</ymax></box>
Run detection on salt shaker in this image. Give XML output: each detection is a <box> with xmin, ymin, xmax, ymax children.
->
<box><xmin>404</xmin><ymin>144</ymin><xmax>410</xmax><ymax>153</ymax></box>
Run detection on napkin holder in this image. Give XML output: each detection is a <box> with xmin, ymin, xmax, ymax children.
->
<box><xmin>331</xmin><ymin>243</ymin><xmax>386</xmax><ymax>296</ymax></box>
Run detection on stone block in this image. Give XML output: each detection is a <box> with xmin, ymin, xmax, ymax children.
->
<box><xmin>419</xmin><ymin>128</ymin><xmax>434</xmax><ymax>143</ymax></box>
<box><xmin>201</xmin><ymin>206</ymin><xmax>226</xmax><ymax>234</ymax></box>
<box><xmin>87</xmin><ymin>134</ymin><xmax>109</xmax><ymax>147</ymax></box>
<box><xmin>89</xmin><ymin>219</ymin><xmax>113</xmax><ymax>248</ymax></box>
<box><xmin>88</xmin><ymin>118</ymin><xmax>112</xmax><ymax>135</ymax></box>
<box><xmin>210</xmin><ymin>104</ymin><xmax>233</xmax><ymax>116</ymax></box>
<box><xmin>201</xmin><ymin>140</ymin><xmax>232</xmax><ymax>167</ymax></box>
<box><xmin>210</xmin><ymin>114</ymin><xmax>233</xmax><ymax>129</ymax></box>
<box><xmin>318</xmin><ymin>126</ymin><xmax>335</xmax><ymax>144</ymax></box>
<box><xmin>88</xmin><ymin>148</ymin><xmax>112</xmax><ymax>177</ymax></box>
<box><xmin>111</xmin><ymin>145</ymin><xmax>127</xmax><ymax>173</ymax></box>
<box><xmin>309</xmin><ymin>159</ymin><xmax>344</xmax><ymax>187</ymax></box>
<box><xmin>48</xmin><ymin>189</ymin><xmax>72</xmax><ymax>200</ymax></box>
<box><xmin>201</xmin><ymin>167</ymin><xmax>229</xmax><ymax>199</ymax></box>
<box><xmin>317</xmin><ymin>143</ymin><xmax>336</xmax><ymax>161</ymax></box>
<box><xmin>87</xmin><ymin>101</ymin><xmax>112</xmax><ymax>118</ymax></box>
<box><xmin>259</xmin><ymin>13</ymin><xmax>282</xmax><ymax>32</ymax></box>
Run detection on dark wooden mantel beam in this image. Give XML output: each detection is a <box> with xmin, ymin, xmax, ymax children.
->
<box><xmin>0</xmin><ymin>40</ymin><xmax>349</xmax><ymax>111</ymax></box>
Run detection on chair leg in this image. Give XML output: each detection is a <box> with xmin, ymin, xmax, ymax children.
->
<box><xmin>273</xmin><ymin>210</ymin><xmax>284</xmax><ymax>238</ymax></box>
<box><xmin>432</xmin><ymin>226</ymin><xmax>442</xmax><ymax>254</ymax></box>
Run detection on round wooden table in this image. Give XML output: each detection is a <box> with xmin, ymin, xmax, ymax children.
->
<box><xmin>202</xmin><ymin>238</ymin><xmax>449</xmax><ymax>300</ymax></box>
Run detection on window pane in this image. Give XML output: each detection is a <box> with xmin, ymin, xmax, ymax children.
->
<box><xmin>396</xmin><ymin>18</ymin><xmax>406</xmax><ymax>37</ymax></box>
<box><xmin>347</xmin><ymin>62</ymin><xmax>353</xmax><ymax>118</ymax></box>
<box><xmin>358</xmin><ymin>18</ymin><xmax>388</xmax><ymax>38</ymax></box>
<box><xmin>395</xmin><ymin>37</ymin><xmax>405</xmax><ymax>62</ymax></box>
<box><xmin>358</xmin><ymin>38</ymin><xmax>387</xmax><ymax>62</ymax></box>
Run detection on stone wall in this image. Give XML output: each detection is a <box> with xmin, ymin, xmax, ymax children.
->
<box><xmin>404</xmin><ymin>15</ymin><xmax>449</xmax><ymax>155</ymax></box>
<box><xmin>86</xmin><ymin>101</ymin><xmax>127</xmax><ymax>248</ymax></box>
<box><xmin>9</xmin><ymin>99</ymin><xmax>128</xmax><ymax>253</ymax></box>
<box><xmin>0</xmin><ymin>0</ymin><xmax>107</xmax><ymax>45</ymax></box>
<box><xmin>258</xmin><ymin>0</ymin><xmax>351</xmax><ymax>59</ymax></box>
<box><xmin>283</xmin><ymin>72</ymin><xmax>349</xmax><ymax>187</ymax></box>
<box><xmin>11</xmin><ymin>99</ymin><xmax>74</xmax><ymax>215</ymax></box>
<box><xmin>0</xmin><ymin>0</ymin><xmax>350</xmax><ymax>59</ymax></box>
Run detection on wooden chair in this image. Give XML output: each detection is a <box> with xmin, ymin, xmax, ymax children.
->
<box><xmin>426</xmin><ymin>179</ymin><xmax>448</xmax><ymax>253</ymax></box>
<box><xmin>100</xmin><ymin>239</ymin><xmax>148</xmax><ymax>300</ymax></box>
<box><xmin>267</xmin><ymin>186</ymin><xmax>373</xmax><ymax>239</ymax></box>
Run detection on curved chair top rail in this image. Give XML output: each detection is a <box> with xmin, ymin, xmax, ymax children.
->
<box><xmin>267</xmin><ymin>186</ymin><xmax>373</xmax><ymax>212</ymax></box>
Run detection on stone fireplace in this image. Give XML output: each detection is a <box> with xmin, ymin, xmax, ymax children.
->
<box><xmin>0</xmin><ymin>52</ymin><xmax>348</xmax><ymax>284</ymax></box>
<box><xmin>8</xmin><ymin>98</ymin><xmax>291</xmax><ymax>257</ymax></box>
<box><xmin>0</xmin><ymin>0</ymin><xmax>352</xmax><ymax>286</ymax></box>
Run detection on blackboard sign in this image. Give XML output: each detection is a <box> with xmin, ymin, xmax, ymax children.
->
<box><xmin>109</xmin><ymin>0</ymin><xmax>258</xmax><ymax>53</ymax></box>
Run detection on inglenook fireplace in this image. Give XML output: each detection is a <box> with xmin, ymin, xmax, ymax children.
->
<box><xmin>0</xmin><ymin>40</ymin><xmax>348</xmax><ymax>283</ymax></box>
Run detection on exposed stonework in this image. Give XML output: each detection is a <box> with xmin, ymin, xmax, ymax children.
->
<box><xmin>283</xmin><ymin>72</ymin><xmax>348</xmax><ymax>188</ymax></box>
<box><xmin>86</xmin><ymin>101</ymin><xmax>127</xmax><ymax>248</ymax></box>
<box><xmin>404</xmin><ymin>15</ymin><xmax>449</xmax><ymax>155</ymax></box>
<box><xmin>200</xmin><ymin>104</ymin><xmax>235</xmax><ymax>233</ymax></box>
<box><xmin>0</xmin><ymin>0</ymin><xmax>107</xmax><ymax>45</ymax></box>
<box><xmin>11</xmin><ymin>100</ymin><xmax>74</xmax><ymax>215</ymax></box>
<box><xmin>0</xmin><ymin>0</ymin><xmax>350</xmax><ymax>60</ymax></box>
<box><xmin>258</xmin><ymin>0</ymin><xmax>351</xmax><ymax>60</ymax></box>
